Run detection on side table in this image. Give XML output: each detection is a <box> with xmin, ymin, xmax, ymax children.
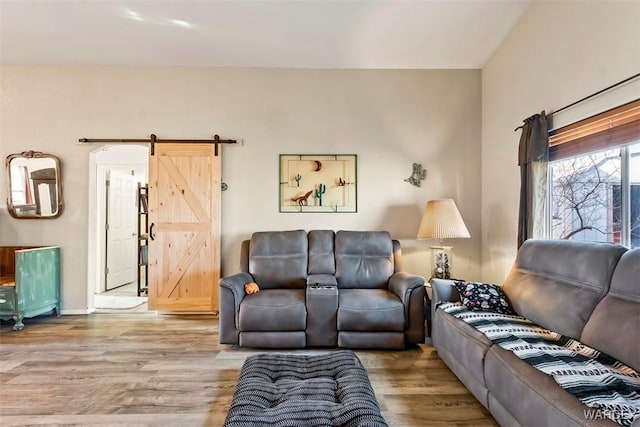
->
<box><xmin>424</xmin><ymin>282</ymin><xmax>432</xmax><ymax>344</ymax></box>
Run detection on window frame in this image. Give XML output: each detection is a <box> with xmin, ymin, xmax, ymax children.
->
<box><xmin>546</xmin><ymin>99</ymin><xmax>640</xmax><ymax>248</ymax></box>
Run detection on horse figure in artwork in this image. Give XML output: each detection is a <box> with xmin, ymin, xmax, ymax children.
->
<box><xmin>292</xmin><ymin>190</ymin><xmax>313</xmax><ymax>206</ymax></box>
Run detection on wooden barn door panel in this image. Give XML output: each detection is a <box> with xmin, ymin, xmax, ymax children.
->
<box><xmin>147</xmin><ymin>143</ymin><xmax>221</xmax><ymax>312</ymax></box>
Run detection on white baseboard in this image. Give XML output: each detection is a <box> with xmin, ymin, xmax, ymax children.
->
<box><xmin>155</xmin><ymin>311</ymin><xmax>219</xmax><ymax>316</ymax></box>
<box><xmin>60</xmin><ymin>309</ymin><xmax>94</xmax><ymax>315</ymax></box>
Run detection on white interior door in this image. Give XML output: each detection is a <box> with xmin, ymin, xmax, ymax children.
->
<box><xmin>106</xmin><ymin>169</ymin><xmax>139</xmax><ymax>290</ymax></box>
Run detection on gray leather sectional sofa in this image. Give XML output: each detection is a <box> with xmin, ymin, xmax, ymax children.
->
<box><xmin>219</xmin><ymin>229</ymin><xmax>425</xmax><ymax>349</ymax></box>
<box><xmin>431</xmin><ymin>239</ymin><xmax>639</xmax><ymax>427</ymax></box>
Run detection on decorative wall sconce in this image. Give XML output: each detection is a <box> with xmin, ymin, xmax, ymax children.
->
<box><xmin>405</xmin><ymin>163</ymin><xmax>426</xmax><ymax>187</ymax></box>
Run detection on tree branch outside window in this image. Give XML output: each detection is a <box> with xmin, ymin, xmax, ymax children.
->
<box><xmin>550</xmin><ymin>149</ymin><xmax>621</xmax><ymax>242</ymax></box>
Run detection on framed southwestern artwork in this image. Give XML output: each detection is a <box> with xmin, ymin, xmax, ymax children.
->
<box><xmin>279</xmin><ymin>154</ymin><xmax>357</xmax><ymax>213</ymax></box>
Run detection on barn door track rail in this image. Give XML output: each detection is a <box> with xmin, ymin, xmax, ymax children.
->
<box><xmin>78</xmin><ymin>133</ymin><xmax>237</xmax><ymax>156</ymax></box>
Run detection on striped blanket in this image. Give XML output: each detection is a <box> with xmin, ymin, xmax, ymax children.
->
<box><xmin>224</xmin><ymin>350</ymin><xmax>388</xmax><ymax>427</ymax></box>
<box><xmin>440</xmin><ymin>302</ymin><xmax>640</xmax><ymax>427</ymax></box>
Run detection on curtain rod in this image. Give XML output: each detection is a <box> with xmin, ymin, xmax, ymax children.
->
<box><xmin>78</xmin><ymin>133</ymin><xmax>237</xmax><ymax>156</ymax></box>
<box><xmin>514</xmin><ymin>72</ymin><xmax>640</xmax><ymax>132</ymax></box>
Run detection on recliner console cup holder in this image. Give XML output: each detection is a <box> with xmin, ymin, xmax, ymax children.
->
<box><xmin>306</xmin><ymin>277</ymin><xmax>338</xmax><ymax>346</ymax></box>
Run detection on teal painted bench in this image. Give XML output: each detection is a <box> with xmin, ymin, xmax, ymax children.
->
<box><xmin>0</xmin><ymin>246</ymin><xmax>61</xmax><ymax>330</ymax></box>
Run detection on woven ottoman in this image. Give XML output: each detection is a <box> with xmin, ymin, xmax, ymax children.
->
<box><xmin>223</xmin><ymin>350</ymin><xmax>388</xmax><ymax>427</ymax></box>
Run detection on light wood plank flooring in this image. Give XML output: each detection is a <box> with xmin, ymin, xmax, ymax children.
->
<box><xmin>0</xmin><ymin>314</ymin><xmax>497</xmax><ymax>426</ymax></box>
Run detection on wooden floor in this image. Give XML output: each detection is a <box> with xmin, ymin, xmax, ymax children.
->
<box><xmin>0</xmin><ymin>314</ymin><xmax>497</xmax><ymax>427</ymax></box>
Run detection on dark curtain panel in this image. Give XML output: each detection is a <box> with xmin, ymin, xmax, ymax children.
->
<box><xmin>517</xmin><ymin>111</ymin><xmax>549</xmax><ymax>248</ymax></box>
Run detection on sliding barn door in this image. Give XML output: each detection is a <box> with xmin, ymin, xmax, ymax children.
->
<box><xmin>147</xmin><ymin>143</ymin><xmax>221</xmax><ymax>312</ymax></box>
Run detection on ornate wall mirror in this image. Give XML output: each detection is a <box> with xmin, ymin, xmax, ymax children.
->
<box><xmin>6</xmin><ymin>151</ymin><xmax>64</xmax><ymax>219</ymax></box>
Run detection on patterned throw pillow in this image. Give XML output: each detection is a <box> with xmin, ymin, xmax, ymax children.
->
<box><xmin>453</xmin><ymin>281</ymin><xmax>515</xmax><ymax>315</ymax></box>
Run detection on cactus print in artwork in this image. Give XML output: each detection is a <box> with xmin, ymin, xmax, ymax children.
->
<box><xmin>453</xmin><ymin>281</ymin><xmax>515</xmax><ymax>315</ymax></box>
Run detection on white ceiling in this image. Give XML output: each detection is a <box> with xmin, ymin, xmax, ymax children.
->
<box><xmin>0</xmin><ymin>0</ymin><xmax>531</xmax><ymax>69</ymax></box>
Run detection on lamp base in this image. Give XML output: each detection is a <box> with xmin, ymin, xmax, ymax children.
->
<box><xmin>430</xmin><ymin>246</ymin><xmax>453</xmax><ymax>280</ymax></box>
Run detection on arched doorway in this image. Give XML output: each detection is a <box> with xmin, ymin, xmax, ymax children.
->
<box><xmin>87</xmin><ymin>145</ymin><xmax>149</xmax><ymax>312</ymax></box>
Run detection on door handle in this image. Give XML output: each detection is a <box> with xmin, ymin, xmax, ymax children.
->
<box><xmin>149</xmin><ymin>223</ymin><xmax>156</xmax><ymax>241</ymax></box>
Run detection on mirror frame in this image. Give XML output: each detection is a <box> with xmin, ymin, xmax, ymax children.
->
<box><xmin>6</xmin><ymin>151</ymin><xmax>64</xmax><ymax>219</ymax></box>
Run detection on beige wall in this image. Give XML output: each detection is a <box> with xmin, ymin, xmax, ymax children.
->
<box><xmin>481</xmin><ymin>0</ymin><xmax>640</xmax><ymax>283</ymax></box>
<box><xmin>0</xmin><ymin>67</ymin><xmax>482</xmax><ymax>312</ymax></box>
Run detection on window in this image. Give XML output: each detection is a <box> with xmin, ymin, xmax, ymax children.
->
<box><xmin>10</xmin><ymin>165</ymin><xmax>29</xmax><ymax>205</ymax></box>
<box><xmin>547</xmin><ymin>100</ymin><xmax>640</xmax><ymax>249</ymax></box>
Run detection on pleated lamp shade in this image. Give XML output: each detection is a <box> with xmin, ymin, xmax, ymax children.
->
<box><xmin>417</xmin><ymin>199</ymin><xmax>470</xmax><ymax>241</ymax></box>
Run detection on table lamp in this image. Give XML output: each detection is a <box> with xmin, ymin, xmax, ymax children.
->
<box><xmin>417</xmin><ymin>199</ymin><xmax>470</xmax><ymax>279</ymax></box>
